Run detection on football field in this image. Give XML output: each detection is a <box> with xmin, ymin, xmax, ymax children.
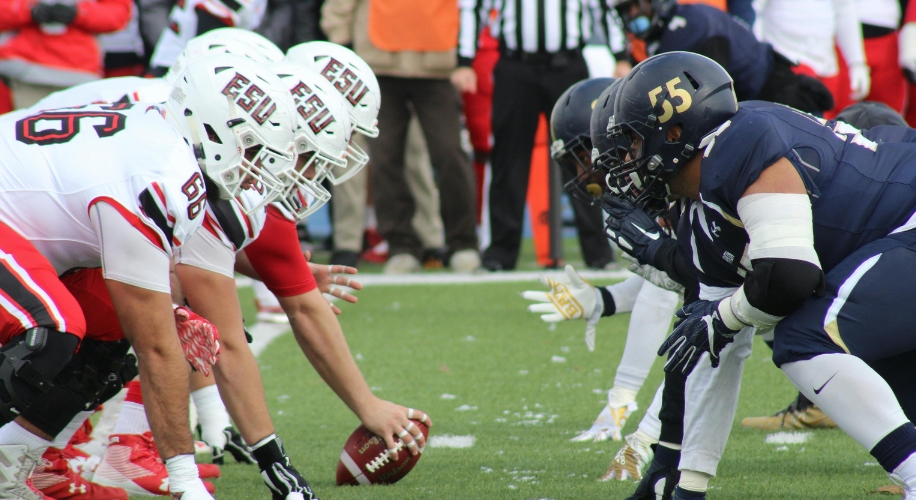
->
<box><xmin>216</xmin><ymin>275</ymin><xmax>897</xmax><ymax>499</ymax></box>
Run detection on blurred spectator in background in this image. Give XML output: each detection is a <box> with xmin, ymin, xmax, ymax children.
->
<box><xmin>324</xmin><ymin>0</ymin><xmax>479</xmax><ymax>274</ymax></box>
<box><xmin>0</xmin><ymin>0</ymin><xmax>131</xmax><ymax>109</ymax></box>
<box><xmin>458</xmin><ymin>0</ymin><xmax>614</xmax><ymax>272</ymax></box>
<box><xmin>610</xmin><ymin>0</ymin><xmax>834</xmax><ymax>113</ymax></box>
<box><xmin>853</xmin><ymin>0</ymin><xmax>904</xmax><ymax>113</ymax></box>
<box><xmin>753</xmin><ymin>0</ymin><xmax>869</xmax><ymax>117</ymax></box>
<box><xmin>137</xmin><ymin>0</ymin><xmax>173</xmax><ymax>53</ymax></box>
<box><xmin>147</xmin><ymin>0</ymin><xmax>266</xmax><ymax>74</ymax></box>
<box><xmin>902</xmin><ymin>0</ymin><xmax>916</xmax><ymax>126</ymax></box>
<box><xmin>258</xmin><ymin>0</ymin><xmax>325</xmax><ymax>51</ymax></box>
<box><xmin>99</xmin><ymin>1</ymin><xmax>147</xmax><ymax>77</ymax></box>
<box><xmin>322</xmin><ymin>0</ymin><xmax>450</xmax><ymax>270</ymax></box>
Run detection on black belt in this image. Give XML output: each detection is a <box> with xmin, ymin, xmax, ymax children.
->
<box><xmin>500</xmin><ymin>48</ymin><xmax>580</xmax><ymax>66</ymax></box>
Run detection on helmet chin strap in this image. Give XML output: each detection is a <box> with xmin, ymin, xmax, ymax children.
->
<box><xmin>184</xmin><ymin>112</ymin><xmax>207</xmax><ymax>169</ymax></box>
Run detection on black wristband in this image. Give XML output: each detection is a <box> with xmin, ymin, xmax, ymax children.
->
<box><xmin>599</xmin><ymin>286</ymin><xmax>616</xmax><ymax>317</ymax></box>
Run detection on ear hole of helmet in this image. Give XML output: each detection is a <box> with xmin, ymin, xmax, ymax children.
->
<box><xmin>666</xmin><ymin>124</ymin><xmax>683</xmax><ymax>143</ymax></box>
<box><xmin>204</xmin><ymin>123</ymin><xmax>222</xmax><ymax>144</ymax></box>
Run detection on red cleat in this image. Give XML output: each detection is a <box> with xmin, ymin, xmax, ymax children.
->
<box><xmin>32</xmin><ymin>447</ymin><xmax>128</xmax><ymax>500</ymax></box>
<box><xmin>92</xmin><ymin>433</ymin><xmax>215</xmax><ymax>496</ymax></box>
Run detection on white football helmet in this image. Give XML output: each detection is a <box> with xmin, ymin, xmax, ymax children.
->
<box><xmin>205</xmin><ymin>28</ymin><xmax>284</xmax><ymax>62</ymax></box>
<box><xmin>269</xmin><ymin>61</ymin><xmax>352</xmax><ymax>219</ymax></box>
<box><xmin>165</xmin><ymin>53</ymin><xmax>298</xmax><ymax>214</ymax></box>
<box><xmin>165</xmin><ymin>28</ymin><xmax>284</xmax><ymax>86</ymax></box>
<box><xmin>285</xmin><ymin>41</ymin><xmax>380</xmax><ymax>185</ymax></box>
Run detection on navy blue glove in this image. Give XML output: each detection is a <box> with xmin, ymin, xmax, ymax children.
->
<box><xmin>601</xmin><ymin>195</ymin><xmax>668</xmax><ymax>265</ymax></box>
<box><xmin>657</xmin><ymin>300</ymin><xmax>740</xmax><ymax>374</ymax></box>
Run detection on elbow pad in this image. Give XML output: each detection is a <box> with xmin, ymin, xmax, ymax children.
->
<box><xmin>744</xmin><ymin>257</ymin><xmax>825</xmax><ymax>316</ymax></box>
<box><xmin>719</xmin><ymin>257</ymin><xmax>825</xmax><ymax>330</ymax></box>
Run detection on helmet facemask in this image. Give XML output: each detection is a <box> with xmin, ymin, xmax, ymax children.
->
<box><xmin>605</xmin><ymin>121</ymin><xmax>677</xmax><ymax>214</ymax></box>
<box><xmin>551</xmin><ymin>135</ymin><xmax>606</xmax><ymax>205</ymax></box>
<box><xmin>221</xmin><ymin>107</ymin><xmax>295</xmax><ymax>214</ymax></box>
<box><xmin>274</xmin><ymin>132</ymin><xmax>340</xmax><ymax>220</ymax></box>
<box><xmin>323</xmin><ymin>139</ymin><xmax>368</xmax><ymax>185</ymax></box>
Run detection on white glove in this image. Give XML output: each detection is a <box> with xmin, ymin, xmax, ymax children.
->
<box><xmin>900</xmin><ymin>23</ymin><xmax>916</xmax><ymax>75</ymax></box>
<box><xmin>848</xmin><ymin>63</ymin><xmax>871</xmax><ymax>101</ymax></box>
<box><xmin>626</xmin><ymin>262</ymin><xmax>685</xmax><ymax>294</ymax></box>
<box><xmin>522</xmin><ymin>265</ymin><xmax>604</xmax><ymax>351</ymax></box>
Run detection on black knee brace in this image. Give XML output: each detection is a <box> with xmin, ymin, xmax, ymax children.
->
<box><xmin>0</xmin><ymin>328</ymin><xmax>79</xmax><ymax>422</ymax></box>
<box><xmin>56</xmin><ymin>338</ymin><xmax>138</xmax><ymax>408</ymax></box>
<box><xmin>19</xmin><ymin>338</ymin><xmax>138</xmax><ymax>437</ymax></box>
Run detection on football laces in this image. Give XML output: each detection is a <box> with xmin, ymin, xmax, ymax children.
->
<box><xmin>365</xmin><ymin>440</ymin><xmax>406</xmax><ymax>473</ymax></box>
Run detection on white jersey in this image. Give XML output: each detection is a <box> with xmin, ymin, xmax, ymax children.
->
<box><xmin>149</xmin><ymin>0</ymin><xmax>266</xmax><ymax>70</ymax></box>
<box><xmin>0</xmin><ymin>104</ymin><xmax>205</xmax><ymax>276</ymax></box>
<box><xmin>175</xmin><ymin>185</ymin><xmax>267</xmax><ymax>277</ymax></box>
<box><xmin>31</xmin><ymin>78</ymin><xmax>171</xmax><ymax>111</ymax></box>
<box><xmin>753</xmin><ymin>0</ymin><xmax>863</xmax><ymax>76</ymax></box>
<box><xmin>201</xmin><ymin>188</ymin><xmax>268</xmax><ymax>252</ymax></box>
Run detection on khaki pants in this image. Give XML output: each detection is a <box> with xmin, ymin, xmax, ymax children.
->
<box><xmin>370</xmin><ymin>76</ymin><xmax>478</xmax><ymax>259</ymax></box>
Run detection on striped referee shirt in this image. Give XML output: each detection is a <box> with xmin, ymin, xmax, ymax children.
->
<box><xmin>457</xmin><ymin>0</ymin><xmax>605</xmax><ymax>66</ymax></box>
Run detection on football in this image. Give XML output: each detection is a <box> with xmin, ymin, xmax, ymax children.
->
<box><xmin>336</xmin><ymin>420</ymin><xmax>429</xmax><ymax>485</ymax></box>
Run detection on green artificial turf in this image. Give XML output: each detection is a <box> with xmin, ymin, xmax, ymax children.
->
<box><xmin>215</xmin><ymin>280</ymin><xmax>896</xmax><ymax>499</ymax></box>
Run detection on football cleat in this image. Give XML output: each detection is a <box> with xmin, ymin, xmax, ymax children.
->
<box><xmin>92</xmin><ymin>433</ymin><xmax>216</xmax><ymax>496</ymax></box>
<box><xmin>252</xmin><ymin>437</ymin><xmax>318</xmax><ymax>500</ymax></box>
<box><xmin>741</xmin><ymin>394</ymin><xmax>837</xmax><ymax>430</ymax></box>
<box><xmin>32</xmin><ymin>447</ymin><xmax>128</xmax><ymax>500</ymax></box>
<box><xmin>890</xmin><ymin>472</ymin><xmax>916</xmax><ymax>499</ymax></box>
<box><xmin>212</xmin><ymin>427</ymin><xmax>256</xmax><ymax>465</ymax></box>
<box><xmin>602</xmin><ymin>432</ymin><xmax>655</xmax><ymax>482</ymax></box>
<box><xmin>60</xmin><ymin>444</ymin><xmax>102</xmax><ymax>480</ymax></box>
<box><xmin>624</xmin><ymin>454</ymin><xmax>680</xmax><ymax>500</ymax></box>
<box><xmin>571</xmin><ymin>402</ymin><xmax>637</xmax><ymax>442</ymax></box>
<box><xmin>672</xmin><ymin>486</ymin><xmax>706</xmax><ymax>499</ymax></box>
<box><xmin>0</xmin><ymin>444</ymin><xmax>47</xmax><ymax>500</ymax></box>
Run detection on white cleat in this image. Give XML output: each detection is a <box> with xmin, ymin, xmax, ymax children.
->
<box><xmin>601</xmin><ymin>431</ymin><xmax>655</xmax><ymax>482</ymax></box>
<box><xmin>889</xmin><ymin>473</ymin><xmax>916</xmax><ymax>500</ymax></box>
<box><xmin>0</xmin><ymin>444</ymin><xmax>46</xmax><ymax>500</ymax></box>
<box><xmin>570</xmin><ymin>402</ymin><xmax>637</xmax><ymax>442</ymax></box>
<box><xmin>171</xmin><ymin>480</ymin><xmax>215</xmax><ymax>499</ymax></box>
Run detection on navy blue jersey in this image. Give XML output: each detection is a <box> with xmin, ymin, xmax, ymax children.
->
<box><xmin>863</xmin><ymin>125</ymin><xmax>916</xmax><ymax>144</ymax></box>
<box><xmin>685</xmin><ymin>102</ymin><xmax>916</xmax><ymax>287</ymax></box>
<box><xmin>649</xmin><ymin>4</ymin><xmax>772</xmax><ymax>101</ymax></box>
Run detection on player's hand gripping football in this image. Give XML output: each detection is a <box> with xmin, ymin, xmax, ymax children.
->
<box><xmin>304</xmin><ymin>250</ymin><xmax>363</xmax><ymax>315</ymax></box>
<box><xmin>657</xmin><ymin>300</ymin><xmax>740</xmax><ymax>374</ymax></box>
<box><xmin>522</xmin><ymin>265</ymin><xmax>603</xmax><ymax>351</ymax></box>
<box><xmin>602</xmin><ymin>196</ymin><xmax>668</xmax><ymax>265</ymax></box>
<box><xmin>358</xmin><ymin>398</ymin><xmax>432</xmax><ymax>461</ymax></box>
<box><xmin>173</xmin><ymin>305</ymin><xmax>221</xmax><ymax>376</ymax></box>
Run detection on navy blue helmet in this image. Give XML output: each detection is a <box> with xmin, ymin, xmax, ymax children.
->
<box><xmin>605</xmin><ymin>51</ymin><xmax>737</xmax><ymax>209</ymax></box>
<box><xmin>550</xmin><ymin>77</ymin><xmax>616</xmax><ymax>204</ymax></box>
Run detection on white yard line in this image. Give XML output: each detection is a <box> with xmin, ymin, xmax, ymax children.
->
<box><xmin>237</xmin><ymin>268</ymin><xmax>630</xmax><ymax>290</ymax></box>
<box><xmin>240</xmin><ymin>268</ymin><xmax>632</xmax><ymax>356</ymax></box>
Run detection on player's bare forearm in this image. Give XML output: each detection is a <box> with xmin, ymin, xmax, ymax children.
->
<box><xmin>280</xmin><ymin>289</ymin><xmax>375</xmax><ymax>416</ymax></box>
<box><xmin>105</xmin><ymin>279</ymin><xmax>194</xmax><ymax>459</ymax></box>
<box><xmin>176</xmin><ymin>264</ymin><xmax>276</xmax><ymax>445</ymax></box>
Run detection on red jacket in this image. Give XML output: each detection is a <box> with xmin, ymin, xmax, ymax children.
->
<box><xmin>0</xmin><ymin>0</ymin><xmax>131</xmax><ymax>86</ymax></box>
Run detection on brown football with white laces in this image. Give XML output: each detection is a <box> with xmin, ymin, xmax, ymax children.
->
<box><xmin>336</xmin><ymin>420</ymin><xmax>429</xmax><ymax>485</ymax></box>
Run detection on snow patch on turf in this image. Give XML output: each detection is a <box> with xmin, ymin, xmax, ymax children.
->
<box><xmin>765</xmin><ymin>432</ymin><xmax>811</xmax><ymax>445</ymax></box>
<box><xmin>429</xmin><ymin>435</ymin><xmax>475</xmax><ymax>448</ymax></box>
<box><xmin>455</xmin><ymin>404</ymin><xmax>478</xmax><ymax>411</ymax></box>
<box><xmin>551</xmin><ymin>356</ymin><xmax>566</xmax><ymax>363</ymax></box>
<box><xmin>440</xmin><ymin>393</ymin><xmax>457</xmax><ymax>400</ymax></box>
